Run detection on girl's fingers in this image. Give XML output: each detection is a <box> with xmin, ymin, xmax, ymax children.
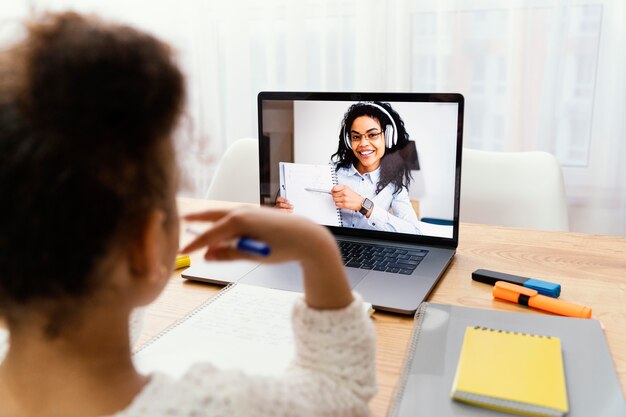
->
<box><xmin>204</xmin><ymin>246</ymin><xmax>255</xmax><ymax>261</ymax></box>
<box><xmin>183</xmin><ymin>209</ymin><xmax>230</xmax><ymax>222</ymax></box>
<box><xmin>181</xmin><ymin>215</ymin><xmax>241</xmax><ymax>253</ymax></box>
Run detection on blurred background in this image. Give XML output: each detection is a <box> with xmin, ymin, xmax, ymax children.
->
<box><xmin>2</xmin><ymin>0</ymin><xmax>624</xmax><ymax>236</ymax></box>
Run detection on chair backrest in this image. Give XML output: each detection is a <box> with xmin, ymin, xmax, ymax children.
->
<box><xmin>205</xmin><ymin>137</ymin><xmax>259</xmax><ymax>204</ymax></box>
<box><xmin>460</xmin><ymin>148</ymin><xmax>569</xmax><ymax>231</ymax></box>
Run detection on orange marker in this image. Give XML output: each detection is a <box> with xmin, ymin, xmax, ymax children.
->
<box><xmin>493</xmin><ymin>281</ymin><xmax>592</xmax><ymax>319</ymax></box>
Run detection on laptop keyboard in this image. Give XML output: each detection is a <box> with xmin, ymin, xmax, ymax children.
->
<box><xmin>338</xmin><ymin>241</ymin><xmax>428</xmax><ymax>275</ymax></box>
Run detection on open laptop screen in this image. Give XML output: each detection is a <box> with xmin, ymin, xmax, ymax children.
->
<box><xmin>258</xmin><ymin>92</ymin><xmax>463</xmax><ymax>248</ymax></box>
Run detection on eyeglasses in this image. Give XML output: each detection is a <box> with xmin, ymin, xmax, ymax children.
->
<box><xmin>350</xmin><ymin>130</ymin><xmax>383</xmax><ymax>143</ymax></box>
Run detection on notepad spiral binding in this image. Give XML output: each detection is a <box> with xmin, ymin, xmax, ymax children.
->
<box><xmin>330</xmin><ymin>165</ymin><xmax>344</xmax><ymax>227</ymax></box>
<box><xmin>132</xmin><ymin>283</ymin><xmax>236</xmax><ymax>355</ymax></box>
<box><xmin>471</xmin><ymin>325</ymin><xmax>554</xmax><ymax>338</ymax></box>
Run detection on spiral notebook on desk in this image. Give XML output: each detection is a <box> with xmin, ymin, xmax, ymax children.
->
<box><xmin>279</xmin><ymin>162</ymin><xmax>342</xmax><ymax>226</ymax></box>
<box><xmin>389</xmin><ymin>303</ymin><xmax>625</xmax><ymax>417</ymax></box>
<box><xmin>134</xmin><ymin>284</ymin><xmax>299</xmax><ymax>378</ymax></box>
<box><xmin>133</xmin><ymin>283</ymin><xmax>372</xmax><ymax>379</ymax></box>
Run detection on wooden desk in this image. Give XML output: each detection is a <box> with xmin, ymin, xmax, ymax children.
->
<box><xmin>138</xmin><ymin>197</ymin><xmax>626</xmax><ymax>416</ymax></box>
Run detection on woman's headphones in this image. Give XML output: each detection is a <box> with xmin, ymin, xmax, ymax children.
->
<box><xmin>343</xmin><ymin>102</ymin><xmax>398</xmax><ymax>149</ymax></box>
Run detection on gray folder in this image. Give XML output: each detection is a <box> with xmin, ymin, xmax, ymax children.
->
<box><xmin>388</xmin><ymin>303</ymin><xmax>626</xmax><ymax>417</ymax></box>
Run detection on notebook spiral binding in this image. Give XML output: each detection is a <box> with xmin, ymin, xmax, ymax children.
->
<box><xmin>472</xmin><ymin>325</ymin><xmax>553</xmax><ymax>339</ymax></box>
<box><xmin>132</xmin><ymin>283</ymin><xmax>236</xmax><ymax>355</ymax></box>
<box><xmin>330</xmin><ymin>165</ymin><xmax>344</xmax><ymax>227</ymax></box>
<box><xmin>387</xmin><ymin>301</ymin><xmax>429</xmax><ymax>417</ymax></box>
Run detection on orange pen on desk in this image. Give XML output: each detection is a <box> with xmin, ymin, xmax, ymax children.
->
<box><xmin>493</xmin><ymin>281</ymin><xmax>592</xmax><ymax>318</ymax></box>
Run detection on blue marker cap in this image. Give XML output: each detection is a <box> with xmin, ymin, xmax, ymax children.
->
<box><xmin>472</xmin><ymin>269</ymin><xmax>562</xmax><ymax>298</ymax></box>
<box><xmin>236</xmin><ymin>237</ymin><xmax>271</xmax><ymax>257</ymax></box>
<box><xmin>523</xmin><ymin>278</ymin><xmax>561</xmax><ymax>298</ymax></box>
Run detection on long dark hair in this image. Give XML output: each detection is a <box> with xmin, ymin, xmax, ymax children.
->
<box><xmin>331</xmin><ymin>101</ymin><xmax>413</xmax><ymax>195</ymax></box>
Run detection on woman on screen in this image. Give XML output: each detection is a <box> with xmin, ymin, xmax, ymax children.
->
<box><xmin>0</xmin><ymin>12</ymin><xmax>375</xmax><ymax>416</ymax></box>
<box><xmin>277</xmin><ymin>101</ymin><xmax>421</xmax><ymax>234</ymax></box>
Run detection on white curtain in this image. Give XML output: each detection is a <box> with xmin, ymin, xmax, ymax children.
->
<box><xmin>3</xmin><ymin>0</ymin><xmax>625</xmax><ymax>235</ymax></box>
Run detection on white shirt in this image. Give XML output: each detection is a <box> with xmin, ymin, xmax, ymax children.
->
<box><xmin>335</xmin><ymin>164</ymin><xmax>421</xmax><ymax>234</ymax></box>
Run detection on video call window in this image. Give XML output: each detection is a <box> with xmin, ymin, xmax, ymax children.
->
<box><xmin>260</xmin><ymin>99</ymin><xmax>460</xmax><ymax>239</ymax></box>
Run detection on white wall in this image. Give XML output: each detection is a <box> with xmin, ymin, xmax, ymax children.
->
<box><xmin>6</xmin><ymin>1</ymin><xmax>622</xmax><ymax>234</ymax></box>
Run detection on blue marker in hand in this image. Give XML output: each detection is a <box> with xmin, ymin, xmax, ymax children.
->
<box><xmin>236</xmin><ymin>237</ymin><xmax>271</xmax><ymax>257</ymax></box>
<box><xmin>185</xmin><ymin>225</ymin><xmax>270</xmax><ymax>257</ymax></box>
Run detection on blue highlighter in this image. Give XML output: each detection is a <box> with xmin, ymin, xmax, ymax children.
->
<box><xmin>235</xmin><ymin>237</ymin><xmax>271</xmax><ymax>257</ymax></box>
<box><xmin>472</xmin><ymin>269</ymin><xmax>561</xmax><ymax>298</ymax></box>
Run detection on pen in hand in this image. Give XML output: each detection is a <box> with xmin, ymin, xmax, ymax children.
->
<box><xmin>184</xmin><ymin>225</ymin><xmax>271</xmax><ymax>257</ymax></box>
<box><xmin>305</xmin><ymin>187</ymin><xmax>332</xmax><ymax>194</ymax></box>
<box><xmin>235</xmin><ymin>237</ymin><xmax>271</xmax><ymax>256</ymax></box>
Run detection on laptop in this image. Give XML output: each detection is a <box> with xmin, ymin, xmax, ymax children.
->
<box><xmin>183</xmin><ymin>92</ymin><xmax>464</xmax><ymax>314</ymax></box>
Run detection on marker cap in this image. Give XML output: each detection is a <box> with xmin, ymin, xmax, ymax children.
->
<box><xmin>524</xmin><ymin>279</ymin><xmax>561</xmax><ymax>298</ymax></box>
<box><xmin>175</xmin><ymin>255</ymin><xmax>191</xmax><ymax>270</ymax></box>
<box><xmin>236</xmin><ymin>237</ymin><xmax>271</xmax><ymax>257</ymax></box>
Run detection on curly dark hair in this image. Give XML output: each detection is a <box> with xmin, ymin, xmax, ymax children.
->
<box><xmin>331</xmin><ymin>101</ymin><xmax>413</xmax><ymax>195</ymax></box>
<box><xmin>0</xmin><ymin>12</ymin><xmax>184</xmax><ymax>333</ymax></box>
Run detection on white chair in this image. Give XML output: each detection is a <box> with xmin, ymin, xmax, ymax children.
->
<box><xmin>460</xmin><ymin>148</ymin><xmax>569</xmax><ymax>231</ymax></box>
<box><xmin>205</xmin><ymin>137</ymin><xmax>259</xmax><ymax>204</ymax></box>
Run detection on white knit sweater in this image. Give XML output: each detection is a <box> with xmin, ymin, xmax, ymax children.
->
<box><xmin>0</xmin><ymin>295</ymin><xmax>377</xmax><ymax>416</ymax></box>
<box><xmin>110</xmin><ymin>294</ymin><xmax>377</xmax><ymax>417</ymax></box>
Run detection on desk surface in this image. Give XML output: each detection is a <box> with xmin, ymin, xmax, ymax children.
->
<box><xmin>136</xmin><ymin>197</ymin><xmax>626</xmax><ymax>417</ymax></box>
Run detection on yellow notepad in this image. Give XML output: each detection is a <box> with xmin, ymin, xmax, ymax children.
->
<box><xmin>451</xmin><ymin>326</ymin><xmax>568</xmax><ymax>417</ymax></box>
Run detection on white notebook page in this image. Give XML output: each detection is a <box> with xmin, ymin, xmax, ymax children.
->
<box><xmin>134</xmin><ymin>284</ymin><xmax>299</xmax><ymax>378</ymax></box>
<box><xmin>280</xmin><ymin>162</ymin><xmax>341</xmax><ymax>226</ymax></box>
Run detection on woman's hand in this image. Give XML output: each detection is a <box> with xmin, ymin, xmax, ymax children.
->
<box><xmin>180</xmin><ymin>207</ymin><xmax>352</xmax><ymax>309</ymax></box>
<box><xmin>275</xmin><ymin>196</ymin><xmax>293</xmax><ymax>212</ymax></box>
<box><xmin>331</xmin><ymin>185</ymin><xmax>364</xmax><ymax>211</ymax></box>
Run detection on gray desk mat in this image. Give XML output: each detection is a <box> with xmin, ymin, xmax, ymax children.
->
<box><xmin>388</xmin><ymin>303</ymin><xmax>626</xmax><ymax>417</ymax></box>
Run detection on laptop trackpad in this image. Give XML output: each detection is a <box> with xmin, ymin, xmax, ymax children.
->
<box><xmin>239</xmin><ymin>262</ymin><xmax>304</xmax><ymax>292</ymax></box>
<box><xmin>240</xmin><ymin>263</ymin><xmax>369</xmax><ymax>293</ymax></box>
<box><xmin>346</xmin><ymin>268</ymin><xmax>369</xmax><ymax>288</ymax></box>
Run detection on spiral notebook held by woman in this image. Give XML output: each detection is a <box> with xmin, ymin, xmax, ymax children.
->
<box><xmin>279</xmin><ymin>162</ymin><xmax>343</xmax><ymax>226</ymax></box>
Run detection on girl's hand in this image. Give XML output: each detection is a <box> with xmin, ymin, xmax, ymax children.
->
<box><xmin>182</xmin><ymin>207</ymin><xmax>331</xmax><ymax>264</ymax></box>
<box><xmin>181</xmin><ymin>207</ymin><xmax>352</xmax><ymax>309</ymax></box>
